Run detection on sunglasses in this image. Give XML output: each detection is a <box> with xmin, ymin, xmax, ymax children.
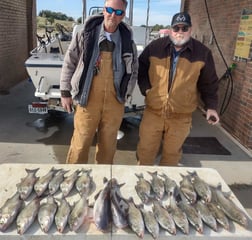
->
<box><xmin>105</xmin><ymin>7</ymin><xmax>124</xmax><ymax>16</ymax></box>
<box><xmin>172</xmin><ymin>25</ymin><xmax>190</xmax><ymax>32</ymax></box>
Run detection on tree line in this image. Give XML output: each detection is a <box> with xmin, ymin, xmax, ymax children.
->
<box><xmin>141</xmin><ymin>24</ymin><xmax>170</xmax><ymax>31</ymax></box>
<box><xmin>38</xmin><ymin>10</ymin><xmax>75</xmax><ymax>22</ymax></box>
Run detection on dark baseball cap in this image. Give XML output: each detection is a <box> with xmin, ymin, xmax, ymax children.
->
<box><xmin>171</xmin><ymin>12</ymin><xmax>192</xmax><ymax>27</ymax></box>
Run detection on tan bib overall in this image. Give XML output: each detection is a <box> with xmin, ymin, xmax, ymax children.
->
<box><xmin>66</xmin><ymin>41</ymin><xmax>124</xmax><ymax>164</ymax></box>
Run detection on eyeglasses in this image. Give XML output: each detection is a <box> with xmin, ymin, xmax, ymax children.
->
<box><xmin>105</xmin><ymin>7</ymin><xmax>124</xmax><ymax>16</ymax></box>
<box><xmin>172</xmin><ymin>25</ymin><xmax>190</xmax><ymax>32</ymax></box>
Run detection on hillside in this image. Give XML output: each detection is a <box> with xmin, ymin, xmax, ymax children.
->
<box><xmin>37</xmin><ymin>16</ymin><xmax>76</xmax><ymax>36</ymax></box>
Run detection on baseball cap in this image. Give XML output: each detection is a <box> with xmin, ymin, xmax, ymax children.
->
<box><xmin>171</xmin><ymin>12</ymin><xmax>192</xmax><ymax>27</ymax></box>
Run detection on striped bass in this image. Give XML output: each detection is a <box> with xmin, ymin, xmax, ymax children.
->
<box><xmin>212</xmin><ymin>184</ymin><xmax>248</xmax><ymax>228</ymax></box>
<box><xmin>16</xmin><ymin>168</ymin><xmax>39</xmax><ymax>200</ymax></box>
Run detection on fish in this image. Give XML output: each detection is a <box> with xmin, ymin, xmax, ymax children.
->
<box><xmin>34</xmin><ymin>167</ymin><xmax>60</xmax><ymax>196</ymax></box>
<box><xmin>110</xmin><ymin>180</ymin><xmax>128</xmax><ymax>229</ymax></box>
<box><xmin>211</xmin><ymin>184</ymin><xmax>248</xmax><ymax>228</ymax></box>
<box><xmin>0</xmin><ymin>192</ymin><xmax>23</xmax><ymax>232</ymax></box>
<box><xmin>48</xmin><ymin>169</ymin><xmax>69</xmax><ymax>195</ymax></box>
<box><xmin>38</xmin><ymin>196</ymin><xmax>58</xmax><ymax>233</ymax></box>
<box><xmin>111</xmin><ymin>200</ymin><xmax>128</xmax><ymax>229</ymax></box>
<box><xmin>148</xmin><ymin>171</ymin><xmax>165</xmax><ymax>200</ymax></box>
<box><xmin>179</xmin><ymin>173</ymin><xmax>197</xmax><ymax>204</ymax></box>
<box><xmin>134</xmin><ymin>173</ymin><xmax>152</xmax><ymax>204</ymax></box>
<box><xmin>60</xmin><ymin>169</ymin><xmax>81</xmax><ymax>197</ymax></box>
<box><xmin>140</xmin><ymin>206</ymin><xmax>159</xmax><ymax>239</ymax></box>
<box><xmin>207</xmin><ymin>201</ymin><xmax>229</xmax><ymax>230</ymax></box>
<box><xmin>177</xmin><ymin>194</ymin><xmax>203</xmax><ymax>234</ymax></box>
<box><xmin>93</xmin><ymin>177</ymin><xmax>112</xmax><ymax>232</ymax></box>
<box><xmin>210</xmin><ymin>185</ymin><xmax>219</xmax><ymax>203</ymax></box>
<box><xmin>159</xmin><ymin>172</ymin><xmax>179</xmax><ymax>196</ymax></box>
<box><xmin>167</xmin><ymin>191</ymin><xmax>189</xmax><ymax>235</ymax></box>
<box><xmin>152</xmin><ymin>200</ymin><xmax>176</xmax><ymax>235</ymax></box>
<box><xmin>195</xmin><ymin>200</ymin><xmax>217</xmax><ymax>232</ymax></box>
<box><xmin>75</xmin><ymin>168</ymin><xmax>95</xmax><ymax>197</ymax></box>
<box><xmin>68</xmin><ymin>193</ymin><xmax>89</xmax><ymax>232</ymax></box>
<box><xmin>54</xmin><ymin>197</ymin><xmax>71</xmax><ymax>233</ymax></box>
<box><xmin>188</xmin><ymin>171</ymin><xmax>212</xmax><ymax>202</ymax></box>
<box><xmin>16</xmin><ymin>168</ymin><xmax>39</xmax><ymax>200</ymax></box>
<box><xmin>127</xmin><ymin>197</ymin><xmax>145</xmax><ymax>238</ymax></box>
<box><xmin>16</xmin><ymin>197</ymin><xmax>41</xmax><ymax>235</ymax></box>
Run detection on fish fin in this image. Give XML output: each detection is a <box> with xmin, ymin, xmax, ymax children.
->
<box><xmin>25</xmin><ymin>167</ymin><xmax>40</xmax><ymax>173</ymax></box>
<box><xmin>94</xmin><ymin>190</ymin><xmax>102</xmax><ymax>201</ymax></box>
<box><xmin>135</xmin><ymin>173</ymin><xmax>143</xmax><ymax>179</ymax></box>
<box><xmin>147</xmin><ymin>171</ymin><xmax>157</xmax><ymax>177</ymax></box>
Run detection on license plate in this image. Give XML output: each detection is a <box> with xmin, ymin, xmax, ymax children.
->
<box><xmin>28</xmin><ymin>104</ymin><xmax>48</xmax><ymax>114</ymax></box>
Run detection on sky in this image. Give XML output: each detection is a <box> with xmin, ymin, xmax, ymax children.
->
<box><xmin>37</xmin><ymin>0</ymin><xmax>181</xmax><ymax>26</ymax></box>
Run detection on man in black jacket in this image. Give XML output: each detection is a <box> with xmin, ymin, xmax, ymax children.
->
<box><xmin>137</xmin><ymin>12</ymin><xmax>219</xmax><ymax>166</ymax></box>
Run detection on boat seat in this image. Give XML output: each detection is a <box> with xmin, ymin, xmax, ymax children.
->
<box><xmin>50</xmin><ymin>47</ymin><xmax>60</xmax><ymax>53</ymax></box>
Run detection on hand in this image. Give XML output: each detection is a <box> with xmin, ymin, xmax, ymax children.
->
<box><xmin>61</xmin><ymin>97</ymin><xmax>73</xmax><ymax>113</ymax></box>
<box><xmin>206</xmin><ymin>109</ymin><xmax>219</xmax><ymax>125</ymax></box>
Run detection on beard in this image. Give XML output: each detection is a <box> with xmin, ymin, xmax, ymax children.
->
<box><xmin>170</xmin><ymin>34</ymin><xmax>190</xmax><ymax>47</ymax></box>
<box><xmin>106</xmin><ymin>19</ymin><xmax>117</xmax><ymax>28</ymax></box>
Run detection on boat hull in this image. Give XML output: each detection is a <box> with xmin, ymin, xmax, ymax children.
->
<box><xmin>25</xmin><ymin>53</ymin><xmax>63</xmax><ymax>100</ymax></box>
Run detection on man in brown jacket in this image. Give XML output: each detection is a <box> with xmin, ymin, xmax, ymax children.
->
<box><xmin>137</xmin><ymin>12</ymin><xmax>220</xmax><ymax>166</ymax></box>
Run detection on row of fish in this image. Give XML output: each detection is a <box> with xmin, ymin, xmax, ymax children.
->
<box><xmin>0</xmin><ymin>167</ymin><xmax>250</xmax><ymax>238</ymax></box>
<box><xmin>0</xmin><ymin>191</ymin><xmax>90</xmax><ymax>234</ymax></box>
<box><xmin>0</xmin><ymin>167</ymin><xmax>95</xmax><ymax>234</ymax></box>
<box><xmin>132</xmin><ymin>170</ymin><xmax>249</xmax><ymax>237</ymax></box>
<box><xmin>16</xmin><ymin>167</ymin><xmax>95</xmax><ymax>200</ymax></box>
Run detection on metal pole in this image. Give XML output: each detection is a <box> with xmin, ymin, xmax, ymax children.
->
<box><xmin>145</xmin><ymin>0</ymin><xmax>150</xmax><ymax>46</ymax></box>
<box><xmin>82</xmin><ymin>0</ymin><xmax>86</xmax><ymax>23</ymax></box>
<box><xmin>129</xmin><ymin>0</ymin><xmax>133</xmax><ymax>26</ymax></box>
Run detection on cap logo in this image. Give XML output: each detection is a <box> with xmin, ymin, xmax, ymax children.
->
<box><xmin>176</xmin><ymin>15</ymin><xmax>186</xmax><ymax>22</ymax></box>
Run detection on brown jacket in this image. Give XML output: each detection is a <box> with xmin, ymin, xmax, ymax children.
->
<box><xmin>138</xmin><ymin>36</ymin><xmax>218</xmax><ymax>115</ymax></box>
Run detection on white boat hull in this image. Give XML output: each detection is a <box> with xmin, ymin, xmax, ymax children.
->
<box><xmin>25</xmin><ymin>53</ymin><xmax>63</xmax><ymax>100</ymax></box>
<box><xmin>25</xmin><ymin>52</ymin><xmax>145</xmax><ymax>115</ymax></box>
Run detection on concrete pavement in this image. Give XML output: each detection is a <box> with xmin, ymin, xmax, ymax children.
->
<box><xmin>0</xmin><ymin>79</ymin><xmax>251</xmax><ymax>217</ymax></box>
